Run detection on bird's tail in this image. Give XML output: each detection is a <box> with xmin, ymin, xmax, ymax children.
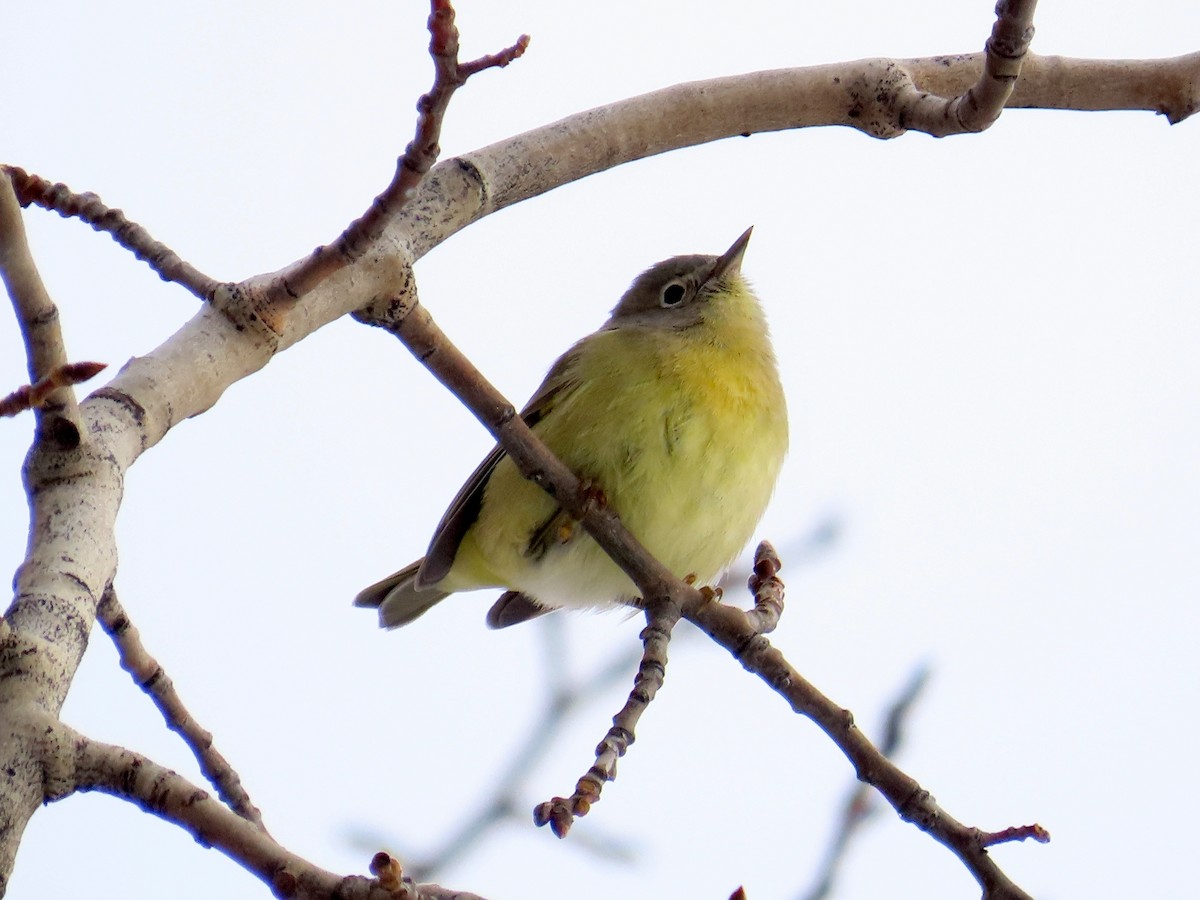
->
<box><xmin>354</xmin><ymin>559</ymin><xmax>451</xmax><ymax>629</ymax></box>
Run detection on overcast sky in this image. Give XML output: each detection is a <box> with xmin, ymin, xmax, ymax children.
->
<box><xmin>3</xmin><ymin>2</ymin><xmax>1198</xmax><ymax>898</ymax></box>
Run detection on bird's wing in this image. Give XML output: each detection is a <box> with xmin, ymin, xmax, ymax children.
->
<box><xmin>417</xmin><ymin>348</ymin><xmax>583</xmax><ymax>587</ymax></box>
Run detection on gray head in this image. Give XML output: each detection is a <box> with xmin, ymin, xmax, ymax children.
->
<box><xmin>608</xmin><ymin>227</ymin><xmax>753</xmax><ymax>329</ymax></box>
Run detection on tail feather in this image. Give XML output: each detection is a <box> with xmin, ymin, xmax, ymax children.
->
<box><xmin>354</xmin><ymin>559</ymin><xmax>451</xmax><ymax>629</ymax></box>
<box><xmin>485</xmin><ymin>591</ymin><xmax>552</xmax><ymax>629</ymax></box>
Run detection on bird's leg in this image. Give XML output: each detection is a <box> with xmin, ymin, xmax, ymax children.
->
<box><xmin>524</xmin><ymin>478</ymin><xmax>610</xmax><ymax>559</ymax></box>
<box><xmin>684</xmin><ymin>574</ymin><xmax>723</xmax><ymax>606</ymax></box>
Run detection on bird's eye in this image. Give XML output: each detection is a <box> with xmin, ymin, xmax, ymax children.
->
<box><xmin>660</xmin><ymin>282</ymin><xmax>687</xmax><ymax>307</ymax></box>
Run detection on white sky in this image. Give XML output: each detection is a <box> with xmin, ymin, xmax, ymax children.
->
<box><xmin>2</xmin><ymin>2</ymin><xmax>1198</xmax><ymax>898</ymax></box>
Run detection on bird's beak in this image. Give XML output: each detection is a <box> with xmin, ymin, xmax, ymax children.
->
<box><xmin>707</xmin><ymin>226</ymin><xmax>753</xmax><ymax>286</ymax></box>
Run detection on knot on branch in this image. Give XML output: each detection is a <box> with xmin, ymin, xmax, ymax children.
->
<box><xmin>842</xmin><ymin>59</ymin><xmax>915</xmax><ymax>139</ymax></box>
<box><xmin>210</xmin><ymin>281</ymin><xmax>286</xmax><ymax>344</ymax></box>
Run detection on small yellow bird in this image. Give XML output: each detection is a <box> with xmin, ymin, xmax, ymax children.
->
<box><xmin>356</xmin><ymin>228</ymin><xmax>788</xmax><ymax>629</ymax></box>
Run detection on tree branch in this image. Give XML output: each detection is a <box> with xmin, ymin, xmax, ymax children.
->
<box><xmin>532</xmin><ymin>599</ymin><xmax>681</xmax><ymax>837</ymax></box>
<box><xmin>97</xmin><ymin>587</ymin><xmax>267</xmax><ymax>830</ymax></box>
<box><xmin>254</xmin><ymin>1</ymin><xmax>528</xmax><ymax>324</ymax></box>
<box><xmin>0</xmin><ymin>164</ymin><xmax>222</xmax><ymax>301</ymax></box>
<box><xmin>918</xmin><ymin>51</ymin><xmax>1200</xmax><ymax>124</ymax></box>
<box><xmin>686</xmin><ymin>577</ymin><xmax>1045</xmax><ymax>900</ymax></box>
<box><xmin>2</xmin><ymin>3</ymin><xmax>1187</xmax><ymax>894</ymax></box>
<box><xmin>0</xmin><ymin>171</ymin><xmax>86</xmax><ymax>448</ymax></box>
<box><xmin>64</xmin><ymin>728</ymin><xmax>486</xmax><ymax>900</ymax></box>
<box><xmin>0</xmin><ymin>362</ymin><xmax>106</xmax><ymax>418</ymax></box>
<box><xmin>800</xmin><ymin>665</ymin><xmax>930</xmax><ymax>900</ymax></box>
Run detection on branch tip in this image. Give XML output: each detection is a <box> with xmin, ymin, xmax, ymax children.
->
<box><xmin>978</xmin><ymin>823</ymin><xmax>1051</xmax><ymax>847</ymax></box>
<box><xmin>461</xmin><ymin>33</ymin><xmax>531</xmax><ymax>77</ymax></box>
<box><xmin>265</xmin><ymin>0</ymin><xmax>526</xmax><ymax>310</ymax></box>
<box><xmin>369</xmin><ymin>851</ymin><xmax>405</xmax><ymax>891</ymax></box>
<box><xmin>0</xmin><ymin>362</ymin><xmax>108</xmax><ymax>418</ymax></box>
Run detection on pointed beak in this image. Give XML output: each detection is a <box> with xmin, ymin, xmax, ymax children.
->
<box><xmin>707</xmin><ymin>226</ymin><xmax>753</xmax><ymax>286</ymax></box>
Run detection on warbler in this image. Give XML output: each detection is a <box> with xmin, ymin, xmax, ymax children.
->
<box><xmin>356</xmin><ymin>228</ymin><xmax>788</xmax><ymax>629</ymax></box>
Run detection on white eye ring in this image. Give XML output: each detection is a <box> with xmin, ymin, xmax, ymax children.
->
<box><xmin>660</xmin><ymin>281</ymin><xmax>687</xmax><ymax>307</ymax></box>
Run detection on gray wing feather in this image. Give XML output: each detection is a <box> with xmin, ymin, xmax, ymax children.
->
<box><xmin>416</xmin><ymin>347</ymin><xmax>584</xmax><ymax>588</ymax></box>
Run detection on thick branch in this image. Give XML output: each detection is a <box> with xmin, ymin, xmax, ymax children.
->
<box><xmin>66</xmin><ymin>730</ymin><xmax>485</xmax><ymax>900</ymax></box>
<box><xmin>0</xmin><ymin>172</ymin><xmax>85</xmax><ymax>448</ymax></box>
<box><xmin>918</xmin><ymin>51</ymin><xmax>1200</xmax><ymax>124</ymax></box>
<box><xmin>9</xmin><ymin>54</ymin><xmax>1187</xmax><ymax>456</ymax></box>
<box><xmin>454</xmin><ymin>50</ymin><xmax>1196</xmax><ymax>219</ymax></box>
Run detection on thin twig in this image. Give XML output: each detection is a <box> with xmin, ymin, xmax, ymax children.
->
<box><xmin>263</xmin><ymin>2</ymin><xmax>528</xmax><ymax>311</ymax></box>
<box><xmin>97</xmin><ymin>587</ymin><xmax>267</xmax><ymax>831</ymax></box>
<box><xmin>687</xmin><ymin>591</ymin><xmax>1044</xmax><ymax>900</ymax></box>
<box><xmin>979</xmin><ymin>824</ymin><xmax>1051</xmax><ymax>847</ymax></box>
<box><xmin>533</xmin><ymin>599</ymin><xmax>681</xmax><ymax>837</ymax></box>
<box><xmin>0</xmin><ymin>362</ymin><xmax>106</xmax><ymax>418</ymax></box>
<box><xmin>1</xmin><ymin>165</ymin><xmax>222</xmax><ymax>301</ymax></box>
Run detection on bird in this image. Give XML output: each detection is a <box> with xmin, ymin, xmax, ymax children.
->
<box><xmin>355</xmin><ymin>227</ymin><xmax>788</xmax><ymax>629</ymax></box>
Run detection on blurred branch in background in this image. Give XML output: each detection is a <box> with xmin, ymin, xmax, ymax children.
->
<box><xmin>799</xmin><ymin>664</ymin><xmax>930</xmax><ymax>900</ymax></box>
<box><xmin>349</xmin><ymin>516</ymin><xmax>841</xmax><ymax>880</ymax></box>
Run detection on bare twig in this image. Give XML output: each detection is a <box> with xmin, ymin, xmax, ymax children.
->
<box><xmin>0</xmin><ymin>362</ymin><xmax>106</xmax><ymax>418</ymax></box>
<box><xmin>262</xmin><ymin>1</ymin><xmax>528</xmax><ymax>314</ymax></box>
<box><xmin>743</xmin><ymin>540</ymin><xmax>785</xmax><ymax>634</ymax></box>
<box><xmin>533</xmin><ymin>599</ymin><xmax>681</xmax><ymax>837</ymax></box>
<box><xmin>1</xmin><ymin>165</ymin><xmax>222</xmax><ymax>301</ymax></box>
<box><xmin>358</xmin><ymin>282</ymin><xmax>698</xmax><ymax>830</ymax></box>
<box><xmin>5</xmin><ymin>1</ymin><xmax>530</xmax><ymax>332</ymax></box>
<box><xmin>979</xmin><ymin>824</ymin><xmax>1051</xmax><ymax>847</ymax></box>
<box><xmin>0</xmin><ymin>171</ymin><xmax>85</xmax><ymax>448</ymax></box>
<box><xmin>687</xmin><ymin>595</ymin><xmax>1044</xmax><ymax>900</ymax></box>
<box><xmin>96</xmin><ymin>587</ymin><xmax>267</xmax><ymax>830</ymax></box>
